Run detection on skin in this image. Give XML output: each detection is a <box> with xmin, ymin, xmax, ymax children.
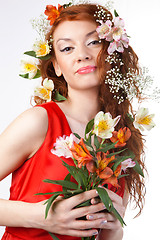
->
<box><xmin>0</xmin><ymin>20</ymin><xmax>128</xmax><ymax>239</ymax></box>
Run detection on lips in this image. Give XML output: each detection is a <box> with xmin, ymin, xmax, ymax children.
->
<box><xmin>76</xmin><ymin>65</ymin><xmax>97</xmax><ymax>74</ymax></box>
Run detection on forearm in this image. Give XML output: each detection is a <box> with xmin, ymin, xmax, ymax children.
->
<box><xmin>97</xmin><ymin>228</ymin><xmax>123</xmax><ymax>240</ymax></box>
<box><xmin>0</xmin><ymin>198</ymin><xmax>42</xmax><ymax>228</ymax></box>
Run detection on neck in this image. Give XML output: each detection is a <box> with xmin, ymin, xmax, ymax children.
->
<box><xmin>65</xmin><ymin>86</ymin><xmax>101</xmax><ymax>124</ymax></box>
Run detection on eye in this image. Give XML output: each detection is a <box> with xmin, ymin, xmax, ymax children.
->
<box><xmin>88</xmin><ymin>40</ymin><xmax>101</xmax><ymax>46</ymax></box>
<box><xmin>60</xmin><ymin>46</ymin><xmax>73</xmax><ymax>52</ymax></box>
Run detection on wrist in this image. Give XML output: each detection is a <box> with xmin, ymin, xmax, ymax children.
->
<box><xmin>97</xmin><ymin>227</ymin><xmax>123</xmax><ymax>240</ymax></box>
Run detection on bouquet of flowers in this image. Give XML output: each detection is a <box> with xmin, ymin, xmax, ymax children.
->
<box><xmin>38</xmin><ymin>111</ymin><xmax>146</xmax><ymax>240</ymax></box>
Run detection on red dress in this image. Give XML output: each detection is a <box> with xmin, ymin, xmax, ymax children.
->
<box><xmin>2</xmin><ymin>102</ymin><xmax>125</xmax><ymax>240</ymax></box>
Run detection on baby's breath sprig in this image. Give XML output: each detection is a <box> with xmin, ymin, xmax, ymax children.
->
<box><xmin>30</xmin><ymin>14</ymin><xmax>51</xmax><ymax>41</ymax></box>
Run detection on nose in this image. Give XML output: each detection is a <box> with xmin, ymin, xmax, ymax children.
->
<box><xmin>76</xmin><ymin>45</ymin><xmax>92</xmax><ymax>63</ymax></box>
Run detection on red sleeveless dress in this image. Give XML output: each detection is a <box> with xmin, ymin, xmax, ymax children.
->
<box><xmin>2</xmin><ymin>102</ymin><xmax>125</xmax><ymax>240</ymax></box>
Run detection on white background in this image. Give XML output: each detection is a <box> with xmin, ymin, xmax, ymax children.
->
<box><xmin>0</xmin><ymin>0</ymin><xmax>160</xmax><ymax>239</ymax></box>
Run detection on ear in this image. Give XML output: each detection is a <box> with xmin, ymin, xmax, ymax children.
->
<box><xmin>52</xmin><ymin>59</ymin><xmax>62</xmax><ymax>77</ymax></box>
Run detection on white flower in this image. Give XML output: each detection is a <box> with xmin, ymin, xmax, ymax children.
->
<box><xmin>93</xmin><ymin>111</ymin><xmax>121</xmax><ymax>139</ymax></box>
<box><xmin>43</xmin><ymin>78</ymin><xmax>54</xmax><ymax>91</ymax></box>
<box><xmin>96</xmin><ymin>20</ymin><xmax>112</xmax><ymax>40</ymax></box>
<box><xmin>34</xmin><ymin>78</ymin><xmax>54</xmax><ymax>102</ymax></box>
<box><xmin>33</xmin><ymin>40</ymin><xmax>50</xmax><ymax>57</ymax></box>
<box><xmin>20</xmin><ymin>58</ymin><xmax>38</xmax><ymax>79</ymax></box>
<box><xmin>51</xmin><ymin>133</ymin><xmax>77</xmax><ymax>158</ymax></box>
<box><xmin>133</xmin><ymin>107</ymin><xmax>155</xmax><ymax>131</ymax></box>
<box><xmin>121</xmin><ymin>158</ymin><xmax>136</xmax><ymax>172</ymax></box>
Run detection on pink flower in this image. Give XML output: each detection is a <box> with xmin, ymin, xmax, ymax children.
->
<box><xmin>121</xmin><ymin>158</ymin><xmax>136</xmax><ymax>172</ymax></box>
<box><xmin>51</xmin><ymin>133</ymin><xmax>77</xmax><ymax>158</ymax></box>
<box><xmin>96</xmin><ymin>20</ymin><xmax>112</xmax><ymax>40</ymax></box>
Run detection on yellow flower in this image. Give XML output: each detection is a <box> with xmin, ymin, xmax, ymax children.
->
<box><xmin>34</xmin><ymin>78</ymin><xmax>54</xmax><ymax>102</ymax></box>
<box><xmin>133</xmin><ymin>107</ymin><xmax>155</xmax><ymax>131</ymax></box>
<box><xmin>20</xmin><ymin>59</ymin><xmax>38</xmax><ymax>79</ymax></box>
<box><xmin>93</xmin><ymin>111</ymin><xmax>121</xmax><ymax>139</ymax></box>
<box><xmin>33</xmin><ymin>40</ymin><xmax>50</xmax><ymax>57</ymax></box>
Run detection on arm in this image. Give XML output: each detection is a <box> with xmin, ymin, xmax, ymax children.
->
<box><xmin>0</xmin><ymin>107</ymin><xmax>114</xmax><ymax>238</ymax></box>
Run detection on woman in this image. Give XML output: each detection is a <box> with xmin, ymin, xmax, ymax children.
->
<box><xmin>0</xmin><ymin>3</ymin><xmax>145</xmax><ymax>240</ymax></box>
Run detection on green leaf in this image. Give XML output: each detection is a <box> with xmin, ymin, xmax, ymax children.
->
<box><xmin>24</xmin><ymin>50</ymin><xmax>51</xmax><ymax>60</ymax></box>
<box><xmin>133</xmin><ymin>160</ymin><xmax>144</xmax><ymax>177</ymax></box>
<box><xmin>54</xmin><ymin>91</ymin><xmax>67</xmax><ymax>101</ymax></box>
<box><xmin>85</xmin><ymin>118</ymin><xmax>94</xmax><ymax>136</ymax></box>
<box><xmin>94</xmin><ymin>135</ymin><xmax>100</xmax><ymax>150</ymax></box>
<box><xmin>45</xmin><ymin>193</ymin><xmax>60</xmax><ymax>218</ymax></box>
<box><xmin>106</xmin><ymin>148</ymin><xmax>127</xmax><ymax>158</ymax></box>
<box><xmin>24</xmin><ymin>51</ymin><xmax>36</xmax><ymax>57</ymax></box>
<box><xmin>117</xmin><ymin>174</ymin><xmax>129</xmax><ymax>179</ymax></box>
<box><xmin>43</xmin><ymin>179</ymin><xmax>78</xmax><ymax>190</ymax></box>
<box><xmin>33</xmin><ymin>69</ymin><xmax>41</xmax><ymax>79</ymax></box>
<box><xmin>19</xmin><ymin>73</ymin><xmax>29</xmax><ymax>79</ymax></box>
<box><xmin>19</xmin><ymin>69</ymin><xmax>41</xmax><ymax>79</ymax></box>
<box><xmin>63</xmin><ymin>173</ymin><xmax>71</xmax><ymax>192</ymax></box>
<box><xmin>97</xmin><ymin>142</ymin><xmax>117</xmax><ymax>153</ymax></box>
<box><xmin>95</xmin><ymin>187</ymin><xmax>113</xmax><ymax>212</ymax></box>
<box><xmin>76</xmin><ymin>199</ymin><xmax>91</xmax><ymax>208</ymax></box>
<box><xmin>127</xmin><ymin>113</ymin><xmax>134</xmax><ymax>122</ymax></box>
<box><xmin>112</xmin><ymin>156</ymin><xmax>132</xmax><ymax>172</ymax></box>
<box><xmin>112</xmin><ymin>206</ymin><xmax>126</xmax><ymax>227</ymax></box>
<box><xmin>73</xmin><ymin>133</ymin><xmax>81</xmax><ymax>140</ymax></box>
<box><xmin>114</xmin><ymin>9</ymin><xmax>119</xmax><ymax>17</ymax></box>
<box><xmin>48</xmin><ymin>232</ymin><xmax>60</xmax><ymax>240</ymax></box>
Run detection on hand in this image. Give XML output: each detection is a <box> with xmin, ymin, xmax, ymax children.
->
<box><xmin>33</xmin><ymin>189</ymin><xmax>112</xmax><ymax>238</ymax></box>
<box><xmin>86</xmin><ymin>187</ymin><xmax>126</xmax><ymax>231</ymax></box>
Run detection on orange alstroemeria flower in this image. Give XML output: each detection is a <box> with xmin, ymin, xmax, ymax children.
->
<box><xmin>110</xmin><ymin>127</ymin><xmax>131</xmax><ymax>147</ymax></box>
<box><xmin>44</xmin><ymin>4</ymin><xmax>63</xmax><ymax>25</ymax></box>
<box><xmin>96</xmin><ymin>152</ymin><xmax>114</xmax><ymax>180</ymax></box>
<box><xmin>70</xmin><ymin>138</ymin><xmax>93</xmax><ymax>168</ymax></box>
<box><xmin>96</xmin><ymin>152</ymin><xmax>122</xmax><ymax>188</ymax></box>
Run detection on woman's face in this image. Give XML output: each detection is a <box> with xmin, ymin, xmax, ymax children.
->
<box><xmin>52</xmin><ymin>20</ymin><xmax>102</xmax><ymax>91</ymax></box>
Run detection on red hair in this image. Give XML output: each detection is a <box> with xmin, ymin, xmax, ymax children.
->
<box><xmin>37</xmin><ymin>4</ymin><xmax>146</xmax><ymax>215</ymax></box>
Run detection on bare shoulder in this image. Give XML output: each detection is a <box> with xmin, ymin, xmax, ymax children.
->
<box><xmin>0</xmin><ymin>106</ymin><xmax>48</xmax><ymax>180</ymax></box>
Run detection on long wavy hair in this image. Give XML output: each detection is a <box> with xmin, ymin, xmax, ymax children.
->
<box><xmin>37</xmin><ymin>4</ymin><xmax>146</xmax><ymax>215</ymax></box>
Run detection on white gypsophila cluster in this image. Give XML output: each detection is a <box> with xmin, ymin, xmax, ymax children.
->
<box><xmin>105</xmin><ymin>65</ymin><xmax>155</xmax><ymax>104</ymax></box>
<box><xmin>105</xmin><ymin>52</ymin><xmax>124</xmax><ymax>66</ymax></box>
<box><xmin>30</xmin><ymin>14</ymin><xmax>51</xmax><ymax>41</ymax></box>
<box><xmin>94</xmin><ymin>5</ymin><xmax>112</xmax><ymax>22</ymax></box>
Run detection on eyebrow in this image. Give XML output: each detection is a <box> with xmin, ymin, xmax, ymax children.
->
<box><xmin>56</xmin><ymin>30</ymin><xmax>97</xmax><ymax>44</ymax></box>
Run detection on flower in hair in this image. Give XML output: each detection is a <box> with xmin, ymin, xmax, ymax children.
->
<box><xmin>44</xmin><ymin>4</ymin><xmax>63</xmax><ymax>25</ymax></box>
<box><xmin>96</xmin><ymin>14</ymin><xmax>129</xmax><ymax>54</ymax></box>
<box><xmin>20</xmin><ymin>58</ymin><xmax>40</xmax><ymax>79</ymax></box>
<box><xmin>34</xmin><ymin>78</ymin><xmax>54</xmax><ymax>102</ymax></box>
<box><xmin>32</xmin><ymin>40</ymin><xmax>51</xmax><ymax>57</ymax></box>
<box><xmin>133</xmin><ymin>107</ymin><xmax>155</xmax><ymax>131</ymax></box>
<box><xmin>96</xmin><ymin>20</ymin><xmax>112</xmax><ymax>40</ymax></box>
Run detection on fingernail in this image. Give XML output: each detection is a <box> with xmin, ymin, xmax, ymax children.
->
<box><xmin>101</xmin><ymin>220</ymin><xmax>107</xmax><ymax>225</ymax></box>
<box><xmin>92</xmin><ymin>231</ymin><xmax>98</xmax><ymax>236</ymax></box>
<box><xmin>88</xmin><ymin>215</ymin><xmax>94</xmax><ymax>220</ymax></box>
<box><xmin>103</xmin><ymin>204</ymin><xmax>106</xmax><ymax>209</ymax></box>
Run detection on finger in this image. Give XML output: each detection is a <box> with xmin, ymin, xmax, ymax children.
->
<box><xmin>99</xmin><ymin>219</ymin><xmax>122</xmax><ymax>230</ymax></box>
<box><xmin>86</xmin><ymin>212</ymin><xmax>116</xmax><ymax>222</ymax></box>
<box><xmin>71</xmin><ymin>201</ymin><xmax>106</xmax><ymax>218</ymax></box>
<box><xmin>65</xmin><ymin>228</ymin><xmax>99</xmax><ymax>238</ymax></box>
<box><xmin>90</xmin><ymin>197</ymin><xmax>101</xmax><ymax>205</ymax></box>
<box><xmin>70</xmin><ymin>218</ymin><xmax>107</xmax><ymax>231</ymax></box>
<box><xmin>66</xmin><ymin>189</ymin><xmax>98</xmax><ymax>209</ymax></box>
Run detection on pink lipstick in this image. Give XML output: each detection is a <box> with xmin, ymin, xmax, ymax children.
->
<box><xmin>76</xmin><ymin>65</ymin><xmax>96</xmax><ymax>74</ymax></box>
